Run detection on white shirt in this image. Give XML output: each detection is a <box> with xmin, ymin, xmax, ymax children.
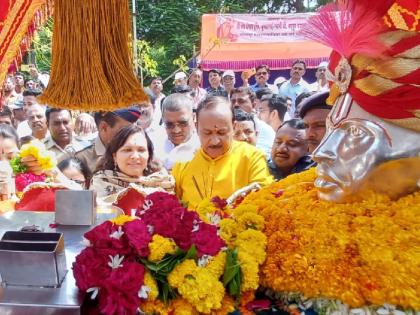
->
<box><xmin>278</xmin><ymin>78</ymin><xmax>310</xmax><ymax>116</ymax></box>
<box><xmin>254</xmin><ymin>117</ymin><xmax>275</xmax><ymax>161</ymax></box>
<box><xmin>154</xmin><ymin>132</ymin><xmax>200</xmax><ymax>171</ymax></box>
<box><xmin>146</xmin><ymin>125</ymin><xmax>167</xmax><ymax>149</ymax></box>
<box><xmin>283</xmin><ymin>112</ymin><xmax>292</xmax><ymax>122</ymax></box>
<box><xmin>191</xmin><ymin>87</ymin><xmax>207</xmax><ymax>110</ymax></box>
<box><xmin>16</xmin><ymin>120</ymin><xmax>32</xmax><ymax>138</ymax></box>
<box><xmin>151</xmin><ymin>93</ymin><xmax>165</xmax><ymax>129</ymax></box>
<box><xmin>309</xmin><ymin>81</ymin><xmax>329</xmax><ymax>93</ymax></box>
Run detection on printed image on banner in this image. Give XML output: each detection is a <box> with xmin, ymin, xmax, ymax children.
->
<box><xmin>216</xmin><ymin>14</ymin><xmax>315</xmax><ymax>43</ymax></box>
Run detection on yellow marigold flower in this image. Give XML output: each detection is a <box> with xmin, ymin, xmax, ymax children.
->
<box><xmin>195</xmin><ymin>198</ymin><xmax>218</xmax><ymax>223</ymax></box>
<box><xmin>241</xmin><ymin>168</ymin><xmax>420</xmax><ymax>310</ymax></box>
<box><xmin>148</xmin><ymin>234</ymin><xmax>177</xmax><ymax>262</ymax></box>
<box><xmin>210</xmin><ymin>294</ymin><xmax>235</xmax><ymax>315</ymax></box>
<box><xmin>168</xmin><ymin>259</ymin><xmax>197</xmax><ymax>288</ymax></box>
<box><xmin>237</xmin><ymin>212</ymin><xmax>265</xmax><ymax>231</ymax></box>
<box><xmin>109</xmin><ymin>214</ymin><xmax>134</xmax><ymax>226</ymax></box>
<box><xmin>238</xmin><ymin>252</ymin><xmax>259</xmax><ymax>291</ymax></box>
<box><xmin>205</xmin><ymin>251</ymin><xmax>226</xmax><ymax>279</ymax></box>
<box><xmin>140</xmin><ymin>299</ymin><xmax>169</xmax><ymax>315</ymax></box>
<box><xmin>219</xmin><ymin>218</ymin><xmax>240</xmax><ymax>245</ymax></box>
<box><xmin>171</xmin><ymin>298</ymin><xmax>198</xmax><ymax>315</ymax></box>
<box><xmin>168</xmin><ymin>259</ymin><xmax>225</xmax><ymax>313</ymax></box>
<box><xmin>233</xmin><ymin>203</ymin><xmax>258</xmax><ymax>218</ymax></box>
<box><xmin>235</xmin><ymin>229</ymin><xmax>267</xmax><ymax>265</ymax></box>
<box><xmin>143</xmin><ymin>271</ymin><xmax>159</xmax><ymax>300</ymax></box>
<box><xmin>19</xmin><ymin>140</ymin><xmax>56</xmax><ymax>171</ymax></box>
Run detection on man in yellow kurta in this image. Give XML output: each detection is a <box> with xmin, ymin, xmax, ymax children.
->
<box><xmin>172</xmin><ymin>96</ymin><xmax>273</xmax><ymax>208</ymax></box>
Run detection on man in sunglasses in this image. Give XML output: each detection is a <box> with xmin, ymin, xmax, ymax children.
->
<box><xmin>249</xmin><ymin>65</ymin><xmax>278</xmax><ymax>94</ymax></box>
<box><xmin>278</xmin><ymin>59</ymin><xmax>310</xmax><ymax>117</ymax></box>
<box><xmin>154</xmin><ymin>93</ymin><xmax>200</xmax><ymax>171</ymax></box>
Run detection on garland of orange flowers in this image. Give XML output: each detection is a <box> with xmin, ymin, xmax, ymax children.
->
<box><xmin>241</xmin><ymin>168</ymin><xmax>420</xmax><ymax>310</ymax></box>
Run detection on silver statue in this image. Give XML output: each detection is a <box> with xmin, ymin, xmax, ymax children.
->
<box><xmin>313</xmin><ymin>94</ymin><xmax>420</xmax><ymax>202</ymax></box>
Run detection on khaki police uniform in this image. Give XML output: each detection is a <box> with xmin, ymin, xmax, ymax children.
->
<box><xmin>44</xmin><ymin>136</ymin><xmax>91</xmax><ymax>163</ymax></box>
<box><xmin>76</xmin><ymin>136</ymin><xmax>106</xmax><ymax>174</ymax></box>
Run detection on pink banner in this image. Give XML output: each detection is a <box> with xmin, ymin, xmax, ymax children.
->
<box><xmin>216</xmin><ymin>13</ymin><xmax>314</xmax><ymax>43</ymax></box>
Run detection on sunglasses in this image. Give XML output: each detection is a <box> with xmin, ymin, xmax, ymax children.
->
<box><xmin>164</xmin><ymin>120</ymin><xmax>190</xmax><ymax>129</ymax></box>
<box><xmin>256</xmin><ymin>71</ymin><xmax>268</xmax><ymax>76</ymax></box>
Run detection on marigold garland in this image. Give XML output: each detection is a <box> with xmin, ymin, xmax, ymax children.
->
<box><xmin>75</xmin><ymin>191</ymin><xmax>269</xmax><ymax>314</ymax></box>
<box><xmin>211</xmin><ymin>295</ymin><xmax>236</xmax><ymax>315</ymax></box>
<box><xmin>143</xmin><ymin>271</ymin><xmax>159</xmax><ymax>301</ymax></box>
<box><xmin>235</xmin><ymin>229</ymin><xmax>267</xmax><ymax>266</ymax></box>
<box><xmin>241</xmin><ymin>168</ymin><xmax>420</xmax><ymax>310</ymax></box>
<box><xmin>168</xmin><ymin>259</ymin><xmax>225</xmax><ymax>314</ymax></box>
<box><xmin>140</xmin><ymin>299</ymin><xmax>169</xmax><ymax>315</ymax></box>
<box><xmin>219</xmin><ymin>218</ymin><xmax>240</xmax><ymax>247</ymax></box>
<box><xmin>171</xmin><ymin>298</ymin><xmax>199</xmax><ymax>315</ymax></box>
<box><xmin>205</xmin><ymin>251</ymin><xmax>227</xmax><ymax>279</ymax></box>
<box><xmin>196</xmin><ymin>197</ymin><xmax>268</xmax><ymax>294</ymax></box>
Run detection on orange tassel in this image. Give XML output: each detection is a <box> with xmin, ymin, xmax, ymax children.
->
<box><xmin>38</xmin><ymin>0</ymin><xmax>148</xmax><ymax>111</ymax></box>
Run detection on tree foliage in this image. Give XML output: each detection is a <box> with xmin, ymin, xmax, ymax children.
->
<box><xmin>31</xmin><ymin>1</ymin><xmax>332</xmax><ymax>88</ymax></box>
<box><xmin>32</xmin><ymin>18</ymin><xmax>53</xmax><ymax>73</ymax></box>
<box><xmin>136</xmin><ymin>0</ymin><xmax>332</xmax><ymax>86</ymax></box>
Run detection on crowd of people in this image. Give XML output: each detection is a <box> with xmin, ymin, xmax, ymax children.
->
<box><xmin>0</xmin><ymin>60</ymin><xmax>331</xmax><ymax>208</ymax></box>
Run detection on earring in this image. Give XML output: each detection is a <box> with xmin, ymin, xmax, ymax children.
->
<box><xmin>114</xmin><ymin>161</ymin><xmax>118</xmax><ymax>171</ymax></box>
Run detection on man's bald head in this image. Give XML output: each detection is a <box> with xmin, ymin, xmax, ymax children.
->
<box><xmin>196</xmin><ymin>96</ymin><xmax>233</xmax><ymax>124</ymax></box>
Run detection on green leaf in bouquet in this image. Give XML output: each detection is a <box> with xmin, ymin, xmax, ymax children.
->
<box><xmin>10</xmin><ymin>156</ymin><xmax>26</xmax><ymax>175</ymax></box>
<box><xmin>184</xmin><ymin>245</ymin><xmax>197</xmax><ymax>260</ymax></box>
<box><xmin>139</xmin><ymin>245</ymin><xmax>198</xmax><ymax>304</ymax></box>
<box><xmin>223</xmin><ymin>248</ymin><xmax>242</xmax><ymax>298</ymax></box>
<box><xmin>223</xmin><ymin>248</ymin><xmax>238</xmax><ymax>285</ymax></box>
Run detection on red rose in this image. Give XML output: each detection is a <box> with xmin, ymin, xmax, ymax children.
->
<box><xmin>141</xmin><ymin>205</ymin><xmax>185</xmax><ymax>238</ymax></box>
<box><xmin>138</xmin><ymin>192</ymin><xmax>182</xmax><ymax>215</ymax></box>
<box><xmin>137</xmin><ymin>192</ymin><xmax>187</xmax><ymax>239</ymax></box>
<box><xmin>192</xmin><ymin>222</ymin><xmax>225</xmax><ymax>257</ymax></box>
<box><xmin>84</xmin><ymin>221</ymin><xmax>131</xmax><ymax>257</ymax></box>
<box><xmin>72</xmin><ymin>247</ymin><xmax>110</xmax><ymax>291</ymax></box>
<box><xmin>84</xmin><ymin>221</ymin><xmax>113</xmax><ymax>245</ymax></box>
<box><xmin>98</xmin><ymin>260</ymin><xmax>145</xmax><ymax>315</ymax></box>
<box><xmin>123</xmin><ymin>220</ymin><xmax>152</xmax><ymax>257</ymax></box>
<box><xmin>172</xmin><ymin>210</ymin><xmax>200</xmax><ymax>250</ymax></box>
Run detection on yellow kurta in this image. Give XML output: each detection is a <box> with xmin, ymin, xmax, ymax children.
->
<box><xmin>172</xmin><ymin>141</ymin><xmax>273</xmax><ymax>209</ymax></box>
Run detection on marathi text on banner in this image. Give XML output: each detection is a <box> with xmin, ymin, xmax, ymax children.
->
<box><xmin>216</xmin><ymin>14</ymin><xmax>314</xmax><ymax>43</ymax></box>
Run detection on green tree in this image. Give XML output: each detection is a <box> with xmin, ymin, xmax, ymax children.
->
<box><xmin>32</xmin><ymin>1</ymin><xmax>333</xmax><ymax>87</ymax></box>
<box><xmin>136</xmin><ymin>0</ymin><xmax>333</xmax><ymax>87</ymax></box>
<box><xmin>32</xmin><ymin>18</ymin><xmax>53</xmax><ymax>73</ymax></box>
<box><xmin>136</xmin><ymin>39</ymin><xmax>159</xmax><ymax>79</ymax></box>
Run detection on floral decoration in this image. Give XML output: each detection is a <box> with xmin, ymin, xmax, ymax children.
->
<box><xmin>10</xmin><ymin>139</ymin><xmax>56</xmax><ymax>192</ymax></box>
<box><xmin>73</xmin><ymin>191</ymin><xmax>268</xmax><ymax>315</ymax></box>
<box><xmin>240</xmin><ymin>168</ymin><xmax>420</xmax><ymax>312</ymax></box>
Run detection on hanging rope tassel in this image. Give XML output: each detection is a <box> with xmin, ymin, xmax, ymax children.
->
<box><xmin>38</xmin><ymin>0</ymin><xmax>148</xmax><ymax>111</ymax></box>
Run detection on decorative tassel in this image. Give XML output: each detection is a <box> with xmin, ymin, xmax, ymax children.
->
<box><xmin>38</xmin><ymin>0</ymin><xmax>148</xmax><ymax>111</ymax></box>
